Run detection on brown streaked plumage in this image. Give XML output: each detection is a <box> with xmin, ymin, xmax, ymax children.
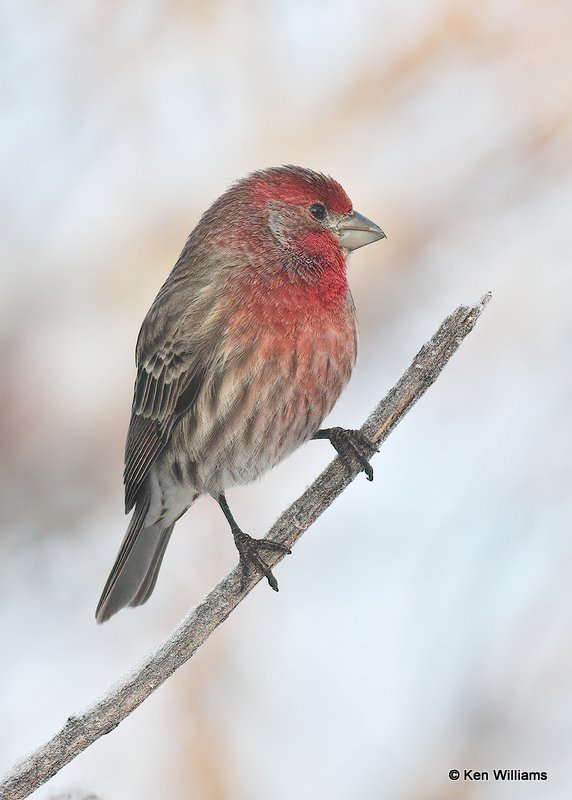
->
<box><xmin>96</xmin><ymin>166</ymin><xmax>385</xmax><ymax>622</ymax></box>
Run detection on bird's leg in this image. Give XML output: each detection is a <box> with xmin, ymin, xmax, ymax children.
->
<box><xmin>216</xmin><ymin>494</ymin><xmax>291</xmax><ymax>592</ymax></box>
<box><xmin>312</xmin><ymin>427</ymin><xmax>378</xmax><ymax>481</ymax></box>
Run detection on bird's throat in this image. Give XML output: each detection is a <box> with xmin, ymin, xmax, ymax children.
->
<box><xmin>290</xmin><ymin>230</ymin><xmax>348</xmax><ymax>306</ymax></box>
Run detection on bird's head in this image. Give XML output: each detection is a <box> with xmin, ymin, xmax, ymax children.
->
<box><xmin>244</xmin><ymin>165</ymin><xmax>385</xmax><ymax>259</ymax></box>
<box><xmin>191</xmin><ymin>166</ymin><xmax>385</xmax><ymax>304</ymax></box>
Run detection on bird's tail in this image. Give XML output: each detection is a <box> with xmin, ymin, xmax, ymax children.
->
<box><xmin>95</xmin><ymin>493</ymin><xmax>175</xmax><ymax>623</ymax></box>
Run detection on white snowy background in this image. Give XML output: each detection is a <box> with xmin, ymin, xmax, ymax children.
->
<box><xmin>1</xmin><ymin>1</ymin><xmax>571</xmax><ymax>798</ymax></box>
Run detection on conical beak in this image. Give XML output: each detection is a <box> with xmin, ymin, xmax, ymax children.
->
<box><xmin>337</xmin><ymin>210</ymin><xmax>386</xmax><ymax>252</ymax></box>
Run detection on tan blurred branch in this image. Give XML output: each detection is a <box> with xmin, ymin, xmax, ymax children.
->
<box><xmin>0</xmin><ymin>293</ymin><xmax>491</xmax><ymax>800</ymax></box>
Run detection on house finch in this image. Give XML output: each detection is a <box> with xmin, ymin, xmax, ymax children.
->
<box><xmin>96</xmin><ymin>165</ymin><xmax>385</xmax><ymax>623</ymax></box>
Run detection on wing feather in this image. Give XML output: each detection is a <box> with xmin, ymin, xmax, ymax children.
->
<box><xmin>124</xmin><ymin>354</ymin><xmax>208</xmax><ymax>511</ymax></box>
<box><xmin>123</xmin><ymin>273</ymin><xmax>221</xmax><ymax>511</ymax></box>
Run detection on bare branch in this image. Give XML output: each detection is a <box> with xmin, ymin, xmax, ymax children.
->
<box><xmin>0</xmin><ymin>293</ymin><xmax>491</xmax><ymax>800</ymax></box>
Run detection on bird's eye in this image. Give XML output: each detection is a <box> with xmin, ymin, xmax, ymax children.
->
<box><xmin>309</xmin><ymin>203</ymin><xmax>327</xmax><ymax>221</ymax></box>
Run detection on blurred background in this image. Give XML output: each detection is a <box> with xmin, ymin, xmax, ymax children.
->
<box><xmin>1</xmin><ymin>1</ymin><xmax>571</xmax><ymax>798</ymax></box>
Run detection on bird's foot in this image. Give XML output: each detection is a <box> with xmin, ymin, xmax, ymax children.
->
<box><xmin>233</xmin><ymin>530</ymin><xmax>291</xmax><ymax>592</ymax></box>
<box><xmin>314</xmin><ymin>427</ymin><xmax>378</xmax><ymax>481</ymax></box>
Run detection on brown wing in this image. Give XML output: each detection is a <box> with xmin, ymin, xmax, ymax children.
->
<box><xmin>122</xmin><ymin>261</ymin><xmax>225</xmax><ymax>512</ymax></box>
<box><xmin>123</xmin><ymin>341</ymin><xmax>208</xmax><ymax>512</ymax></box>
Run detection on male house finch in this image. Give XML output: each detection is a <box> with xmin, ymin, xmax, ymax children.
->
<box><xmin>96</xmin><ymin>166</ymin><xmax>385</xmax><ymax>623</ymax></box>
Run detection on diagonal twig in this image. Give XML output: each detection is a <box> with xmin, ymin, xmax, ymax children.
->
<box><xmin>0</xmin><ymin>293</ymin><xmax>491</xmax><ymax>800</ymax></box>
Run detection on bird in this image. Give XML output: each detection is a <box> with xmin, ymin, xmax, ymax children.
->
<box><xmin>95</xmin><ymin>165</ymin><xmax>385</xmax><ymax>623</ymax></box>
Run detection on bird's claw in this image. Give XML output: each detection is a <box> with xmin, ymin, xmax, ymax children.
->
<box><xmin>326</xmin><ymin>427</ymin><xmax>378</xmax><ymax>481</ymax></box>
<box><xmin>233</xmin><ymin>530</ymin><xmax>291</xmax><ymax>592</ymax></box>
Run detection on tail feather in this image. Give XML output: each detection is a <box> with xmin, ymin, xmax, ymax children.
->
<box><xmin>129</xmin><ymin>523</ymin><xmax>174</xmax><ymax>607</ymax></box>
<box><xmin>96</xmin><ymin>493</ymin><xmax>172</xmax><ymax>623</ymax></box>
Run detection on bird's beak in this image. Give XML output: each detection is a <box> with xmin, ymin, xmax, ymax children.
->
<box><xmin>337</xmin><ymin>210</ymin><xmax>386</xmax><ymax>252</ymax></box>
